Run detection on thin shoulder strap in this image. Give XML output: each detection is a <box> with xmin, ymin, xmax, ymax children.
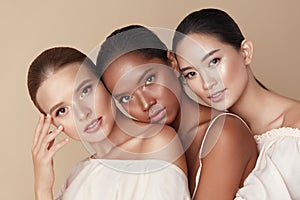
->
<box><xmin>191</xmin><ymin>112</ymin><xmax>250</xmax><ymax>199</ymax></box>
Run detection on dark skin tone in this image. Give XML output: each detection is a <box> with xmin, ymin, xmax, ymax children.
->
<box><xmin>102</xmin><ymin>51</ymin><xmax>258</xmax><ymax>199</ymax></box>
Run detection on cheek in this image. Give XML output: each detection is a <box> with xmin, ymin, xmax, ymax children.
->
<box><xmin>186</xmin><ymin>77</ymin><xmax>204</xmax><ymax>97</ymax></box>
<box><xmin>94</xmin><ymin>88</ymin><xmax>113</xmax><ymax>114</ymax></box>
<box><xmin>219</xmin><ymin>59</ymin><xmax>243</xmax><ymax>85</ymax></box>
<box><xmin>126</xmin><ymin>102</ymin><xmax>148</xmax><ymax>122</ymax></box>
<box><xmin>55</xmin><ymin>118</ymin><xmax>80</xmax><ymax>140</ymax></box>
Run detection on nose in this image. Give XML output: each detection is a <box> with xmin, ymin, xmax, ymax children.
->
<box><xmin>73</xmin><ymin>102</ymin><xmax>92</xmax><ymax>121</ymax></box>
<box><xmin>135</xmin><ymin>90</ymin><xmax>156</xmax><ymax>111</ymax></box>
<box><xmin>201</xmin><ymin>70</ymin><xmax>217</xmax><ymax>90</ymax></box>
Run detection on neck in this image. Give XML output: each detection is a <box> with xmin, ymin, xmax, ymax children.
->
<box><xmin>90</xmin><ymin>111</ymin><xmax>133</xmax><ymax>158</ymax></box>
<box><xmin>229</xmin><ymin>75</ymin><xmax>281</xmax><ymax>133</ymax></box>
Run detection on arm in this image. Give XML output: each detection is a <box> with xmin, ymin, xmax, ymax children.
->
<box><xmin>194</xmin><ymin>115</ymin><xmax>257</xmax><ymax>200</ymax></box>
<box><xmin>32</xmin><ymin>114</ymin><xmax>68</xmax><ymax>200</ymax></box>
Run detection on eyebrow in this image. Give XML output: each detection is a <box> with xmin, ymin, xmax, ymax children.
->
<box><xmin>75</xmin><ymin>79</ymin><xmax>93</xmax><ymax>94</ymax></box>
<box><xmin>137</xmin><ymin>68</ymin><xmax>153</xmax><ymax>84</ymax></box>
<box><xmin>180</xmin><ymin>66</ymin><xmax>193</xmax><ymax>73</ymax></box>
<box><xmin>49</xmin><ymin>79</ymin><xmax>94</xmax><ymax>115</ymax></box>
<box><xmin>201</xmin><ymin>49</ymin><xmax>220</xmax><ymax>62</ymax></box>
<box><xmin>180</xmin><ymin>49</ymin><xmax>221</xmax><ymax>73</ymax></box>
<box><xmin>113</xmin><ymin>68</ymin><xmax>154</xmax><ymax>100</ymax></box>
<box><xmin>49</xmin><ymin>102</ymin><xmax>64</xmax><ymax>116</ymax></box>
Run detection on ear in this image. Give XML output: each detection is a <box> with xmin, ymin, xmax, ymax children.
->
<box><xmin>241</xmin><ymin>39</ymin><xmax>253</xmax><ymax>65</ymax></box>
<box><xmin>167</xmin><ymin>51</ymin><xmax>180</xmax><ymax>77</ymax></box>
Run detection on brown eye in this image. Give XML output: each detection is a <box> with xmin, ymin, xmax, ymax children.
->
<box><xmin>55</xmin><ymin>107</ymin><xmax>69</xmax><ymax>117</ymax></box>
<box><xmin>185</xmin><ymin>71</ymin><xmax>197</xmax><ymax>78</ymax></box>
<box><xmin>209</xmin><ymin>58</ymin><xmax>220</xmax><ymax>67</ymax></box>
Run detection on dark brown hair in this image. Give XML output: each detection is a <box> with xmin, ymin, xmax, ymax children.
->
<box><xmin>96</xmin><ymin>25</ymin><xmax>169</xmax><ymax>78</ymax></box>
<box><xmin>27</xmin><ymin>47</ymin><xmax>95</xmax><ymax>114</ymax></box>
<box><xmin>173</xmin><ymin>8</ymin><xmax>267</xmax><ymax>90</ymax></box>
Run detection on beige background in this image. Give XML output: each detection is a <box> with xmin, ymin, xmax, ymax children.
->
<box><xmin>1</xmin><ymin>0</ymin><xmax>299</xmax><ymax>199</ymax></box>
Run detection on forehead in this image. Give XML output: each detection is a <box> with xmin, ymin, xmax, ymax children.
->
<box><xmin>176</xmin><ymin>33</ymin><xmax>225</xmax><ymax>65</ymax></box>
<box><xmin>102</xmin><ymin>53</ymin><xmax>170</xmax><ymax>91</ymax></box>
<box><xmin>36</xmin><ymin>63</ymin><xmax>95</xmax><ymax>112</ymax></box>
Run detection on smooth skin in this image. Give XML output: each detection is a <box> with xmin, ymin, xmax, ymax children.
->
<box><xmin>32</xmin><ymin>114</ymin><xmax>68</xmax><ymax>200</ymax></box>
<box><xmin>101</xmin><ymin>51</ymin><xmax>258</xmax><ymax>199</ymax></box>
<box><xmin>32</xmin><ymin>62</ymin><xmax>187</xmax><ymax>200</ymax></box>
<box><xmin>175</xmin><ymin>33</ymin><xmax>300</xmax><ymax>134</ymax></box>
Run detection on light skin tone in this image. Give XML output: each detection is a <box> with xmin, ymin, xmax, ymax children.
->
<box><xmin>101</xmin><ymin>51</ymin><xmax>258</xmax><ymax>199</ymax></box>
<box><xmin>175</xmin><ymin>33</ymin><xmax>300</xmax><ymax>134</ymax></box>
<box><xmin>32</xmin><ymin>62</ymin><xmax>187</xmax><ymax>200</ymax></box>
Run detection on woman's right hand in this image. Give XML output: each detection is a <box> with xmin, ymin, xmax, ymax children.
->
<box><xmin>32</xmin><ymin>114</ymin><xmax>69</xmax><ymax>200</ymax></box>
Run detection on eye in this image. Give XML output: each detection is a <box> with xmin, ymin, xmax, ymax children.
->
<box><xmin>208</xmin><ymin>58</ymin><xmax>220</xmax><ymax>67</ymax></box>
<box><xmin>145</xmin><ymin>75</ymin><xmax>155</xmax><ymax>86</ymax></box>
<box><xmin>80</xmin><ymin>85</ymin><xmax>92</xmax><ymax>98</ymax></box>
<box><xmin>119</xmin><ymin>95</ymin><xmax>132</xmax><ymax>104</ymax></box>
<box><xmin>55</xmin><ymin>107</ymin><xmax>69</xmax><ymax>117</ymax></box>
<box><xmin>184</xmin><ymin>71</ymin><xmax>197</xmax><ymax>79</ymax></box>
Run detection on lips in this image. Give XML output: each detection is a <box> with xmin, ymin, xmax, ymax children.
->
<box><xmin>84</xmin><ymin>117</ymin><xmax>102</xmax><ymax>133</ymax></box>
<box><xmin>208</xmin><ymin>88</ymin><xmax>227</xmax><ymax>103</ymax></box>
<box><xmin>149</xmin><ymin>107</ymin><xmax>166</xmax><ymax>123</ymax></box>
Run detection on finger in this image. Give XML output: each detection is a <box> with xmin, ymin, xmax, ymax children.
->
<box><xmin>36</xmin><ymin>114</ymin><xmax>52</xmax><ymax>150</ymax></box>
<box><xmin>32</xmin><ymin>114</ymin><xmax>45</xmax><ymax>148</ymax></box>
<box><xmin>41</xmin><ymin>125</ymin><xmax>63</xmax><ymax>152</ymax></box>
<box><xmin>47</xmin><ymin>131</ymin><xmax>55</xmax><ymax>150</ymax></box>
<box><xmin>40</xmin><ymin>114</ymin><xmax>52</xmax><ymax>137</ymax></box>
<box><xmin>48</xmin><ymin>138</ymin><xmax>69</xmax><ymax>157</ymax></box>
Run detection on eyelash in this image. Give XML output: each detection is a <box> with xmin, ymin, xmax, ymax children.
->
<box><xmin>145</xmin><ymin>75</ymin><xmax>155</xmax><ymax>86</ymax></box>
<box><xmin>80</xmin><ymin>85</ymin><xmax>92</xmax><ymax>98</ymax></box>
<box><xmin>208</xmin><ymin>58</ymin><xmax>221</xmax><ymax>67</ymax></box>
<box><xmin>117</xmin><ymin>74</ymin><xmax>156</xmax><ymax>104</ymax></box>
<box><xmin>55</xmin><ymin>107</ymin><xmax>69</xmax><ymax>117</ymax></box>
<box><xmin>184</xmin><ymin>71</ymin><xmax>197</xmax><ymax>78</ymax></box>
<box><xmin>119</xmin><ymin>95</ymin><xmax>132</xmax><ymax>104</ymax></box>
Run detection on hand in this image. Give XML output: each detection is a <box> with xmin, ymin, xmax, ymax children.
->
<box><xmin>31</xmin><ymin>114</ymin><xmax>69</xmax><ymax>200</ymax></box>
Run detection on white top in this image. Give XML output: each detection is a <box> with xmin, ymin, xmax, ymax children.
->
<box><xmin>55</xmin><ymin>158</ymin><xmax>190</xmax><ymax>200</ymax></box>
<box><xmin>235</xmin><ymin>127</ymin><xmax>300</xmax><ymax>200</ymax></box>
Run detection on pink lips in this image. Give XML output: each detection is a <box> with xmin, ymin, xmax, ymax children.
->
<box><xmin>84</xmin><ymin>117</ymin><xmax>102</xmax><ymax>133</ymax></box>
<box><xmin>149</xmin><ymin>107</ymin><xmax>166</xmax><ymax>123</ymax></box>
<box><xmin>208</xmin><ymin>88</ymin><xmax>227</xmax><ymax>103</ymax></box>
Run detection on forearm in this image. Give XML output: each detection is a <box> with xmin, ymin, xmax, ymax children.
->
<box><xmin>35</xmin><ymin>187</ymin><xmax>53</xmax><ymax>200</ymax></box>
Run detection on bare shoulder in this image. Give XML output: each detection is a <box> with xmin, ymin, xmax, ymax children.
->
<box><xmin>201</xmin><ymin>113</ymin><xmax>256</xmax><ymax>159</ymax></box>
<box><xmin>141</xmin><ymin>125</ymin><xmax>179</xmax><ymax>152</ymax></box>
<box><xmin>285</xmin><ymin>100</ymin><xmax>300</xmax><ymax>128</ymax></box>
<box><xmin>195</xmin><ymin>114</ymin><xmax>258</xmax><ymax>199</ymax></box>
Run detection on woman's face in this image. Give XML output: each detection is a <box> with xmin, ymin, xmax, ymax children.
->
<box><xmin>36</xmin><ymin>63</ymin><xmax>115</xmax><ymax>142</ymax></box>
<box><xmin>175</xmin><ymin>33</ymin><xmax>251</xmax><ymax>110</ymax></box>
<box><xmin>102</xmin><ymin>53</ymin><xmax>182</xmax><ymax>125</ymax></box>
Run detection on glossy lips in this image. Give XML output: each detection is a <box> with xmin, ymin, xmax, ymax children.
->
<box><xmin>149</xmin><ymin>105</ymin><xmax>166</xmax><ymax>123</ymax></box>
<box><xmin>208</xmin><ymin>88</ymin><xmax>227</xmax><ymax>103</ymax></box>
<box><xmin>84</xmin><ymin>117</ymin><xmax>102</xmax><ymax>133</ymax></box>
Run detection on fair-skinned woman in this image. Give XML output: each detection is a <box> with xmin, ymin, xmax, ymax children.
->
<box><xmin>173</xmin><ymin>8</ymin><xmax>300</xmax><ymax>200</ymax></box>
<box><xmin>28</xmin><ymin>47</ymin><xmax>189</xmax><ymax>200</ymax></box>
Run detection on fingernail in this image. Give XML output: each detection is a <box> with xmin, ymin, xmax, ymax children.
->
<box><xmin>58</xmin><ymin>125</ymin><xmax>63</xmax><ymax>130</ymax></box>
<box><xmin>46</xmin><ymin>114</ymin><xmax>51</xmax><ymax>118</ymax></box>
